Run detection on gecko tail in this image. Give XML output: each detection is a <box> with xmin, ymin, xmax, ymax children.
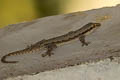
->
<box><xmin>1</xmin><ymin>55</ymin><xmax>18</xmax><ymax>63</ymax></box>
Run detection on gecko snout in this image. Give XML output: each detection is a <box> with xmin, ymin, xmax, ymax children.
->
<box><xmin>94</xmin><ymin>23</ymin><xmax>101</xmax><ymax>27</ymax></box>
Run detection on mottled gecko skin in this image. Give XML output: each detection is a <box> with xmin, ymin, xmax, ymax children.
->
<box><xmin>1</xmin><ymin>22</ymin><xmax>101</xmax><ymax>63</ymax></box>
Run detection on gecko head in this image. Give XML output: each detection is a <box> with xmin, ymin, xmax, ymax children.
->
<box><xmin>93</xmin><ymin>23</ymin><xmax>101</xmax><ymax>27</ymax></box>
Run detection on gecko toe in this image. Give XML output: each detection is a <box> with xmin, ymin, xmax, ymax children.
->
<box><xmin>82</xmin><ymin>42</ymin><xmax>90</xmax><ymax>47</ymax></box>
<box><xmin>41</xmin><ymin>52</ymin><xmax>54</xmax><ymax>57</ymax></box>
<box><xmin>41</xmin><ymin>53</ymin><xmax>47</xmax><ymax>57</ymax></box>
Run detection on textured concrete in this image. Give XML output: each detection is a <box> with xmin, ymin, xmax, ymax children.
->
<box><xmin>6</xmin><ymin>57</ymin><xmax>120</xmax><ymax>80</ymax></box>
<box><xmin>0</xmin><ymin>4</ymin><xmax>120</xmax><ymax>80</ymax></box>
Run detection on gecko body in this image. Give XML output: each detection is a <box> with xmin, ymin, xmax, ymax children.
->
<box><xmin>1</xmin><ymin>22</ymin><xmax>101</xmax><ymax>63</ymax></box>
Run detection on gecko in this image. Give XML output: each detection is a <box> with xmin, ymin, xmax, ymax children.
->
<box><xmin>1</xmin><ymin>22</ymin><xmax>101</xmax><ymax>63</ymax></box>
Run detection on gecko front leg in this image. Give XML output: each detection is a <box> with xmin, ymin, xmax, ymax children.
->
<box><xmin>79</xmin><ymin>35</ymin><xmax>90</xmax><ymax>47</ymax></box>
<box><xmin>41</xmin><ymin>43</ymin><xmax>57</xmax><ymax>57</ymax></box>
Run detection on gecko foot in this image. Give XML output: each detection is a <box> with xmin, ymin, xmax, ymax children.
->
<box><xmin>79</xmin><ymin>35</ymin><xmax>90</xmax><ymax>47</ymax></box>
<box><xmin>81</xmin><ymin>42</ymin><xmax>90</xmax><ymax>46</ymax></box>
<box><xmin>41</xmin><ymin>52</ymin><xmax>54</xmax><ymax>57</ymax></box>
<box><xmin>41</xmin><ymin>43</ymin><xmax>57</xmax><ymax>57</ymax></box>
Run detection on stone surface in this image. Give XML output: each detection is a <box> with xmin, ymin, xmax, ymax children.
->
<box><xmin>0</xmin><ymin>4</ymin><xmax>120</xmax><ymax>80</ymax></box>
<box><xmin>6</xmin><ymin>57</ymin><xmax>120</xmax><ymax>80</ymax></box>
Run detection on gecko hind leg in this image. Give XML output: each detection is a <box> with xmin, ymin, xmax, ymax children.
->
<box><xmin>79</xmin><ymin>35</ymin><xmax>90</xmax><ymax>47</ymax></box>
<box><xmin>41</xmin><ymin>43</ymin><xmax>57</xmax><ymax>57</ymax></box>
